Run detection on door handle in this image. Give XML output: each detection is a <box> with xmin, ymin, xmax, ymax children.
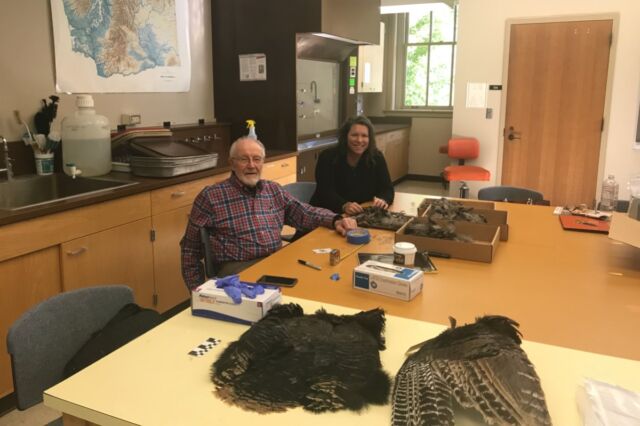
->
<box><xmin>66</xmin><ymin>246</ymin><xmax>87</xmax><ymax>256</ymax></box>
<box><xmin>506</xmin><ymin>126</ymin><xmax>521</xmax><ymax>140</ymax></box>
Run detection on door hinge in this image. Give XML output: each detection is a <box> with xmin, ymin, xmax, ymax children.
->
<box><xmin>153</xmin><ymin>293</ymin><xmax>158</xmax><ymax>306</ymax></box>
<box><xmin>150</xmin><ymin>229</ymin><xmax>156</xmax><ymax>242</ymax></box>
<box><xmin>601</xmin><ymin>118</ymin><xmax>605</xmax><ymax>132</ymax></box>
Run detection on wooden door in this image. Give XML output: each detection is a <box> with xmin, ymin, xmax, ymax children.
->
<box><xmin>502</xmin><ymin>20</ymin><xmax>612</xmax><ymax>206</ymax></box>
<box><xmin>0</xmin><ymin>247</ymin><xmax>61</xmax><ymax>398</ymax></box>
<box><xmin>61</xmin><ymin>218</ymin><xmax>155</xmax><ymax>308</ymax></box>
<box><xmin>152</xmin><ymin>206</ymin><xmax>191</xmax><ymax>313</ymax></box>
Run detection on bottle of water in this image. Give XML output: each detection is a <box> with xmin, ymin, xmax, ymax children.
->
<box><xmin>600</xmin><ymin>174</ymin><xmax>619</xmax><ymax>211</ymax></box>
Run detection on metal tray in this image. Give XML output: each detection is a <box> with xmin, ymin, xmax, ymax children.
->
<box><xmin>130</xmin><ymin>153</ymin><xmax>218</xmax><ymax>177</ymax></box>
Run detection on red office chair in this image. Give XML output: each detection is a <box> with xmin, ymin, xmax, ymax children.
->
<box><xmin>440</xmin><ymin>137</ymin><xmax>490</xmax><ymax>198</ymax></box>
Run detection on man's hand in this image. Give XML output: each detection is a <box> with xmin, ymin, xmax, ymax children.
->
<box><xmin>343</xmin><ymin>202</ymin><xmax>364</xmax><ymax>215</ymax></box>
<box><xmin>372</xmin><ymin>197</ymin><xmax>389</xmax><ymax>209</ymax></box>
<box><xmin>334</xmin><ymin>217</ymin><xmax>357</xmax><ymax>236</ymax></box>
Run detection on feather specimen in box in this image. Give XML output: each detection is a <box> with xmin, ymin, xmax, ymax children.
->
<box><xmin>404</xmin><ymin>218</ymin><xmax>473</xmax><ymax>242</ymax></box>
<box><xmin>392</xmin><ymin>315</ymin><xmax>552</xmax><ymax>426</ymax></box>
<box><xmin>212</xmin><ymin>303</ymin><xmax>391</xmax><ymax>413</ymax></box>
<box><xmin>352</xmin><ymin>206</ymin><xmax>413</xmax><ymax>231</ymax></box>
<box><xmin>428</xmin><ymin>198</ymin><xmax>488</xmax><ymax>224</ymax></box>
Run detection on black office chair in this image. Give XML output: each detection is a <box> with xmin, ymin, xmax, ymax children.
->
<box><xmin>282</xmin><ymin>182</ymin><xmax>317</xmax><ymax>242</ymax></box>
<box><xmin>200</xmin><ymin>227</ymin><xmax>217</xmax><ymax>279</ymax></box>
<box><xmin>6</xmin><ymin>286</ymin><xmax>135</xmax><ymax>422</ymax></box>
<box><xmin>478</xmin><ymin>186</ymin><xmax>548</xmax><ymax>205</ymax></box>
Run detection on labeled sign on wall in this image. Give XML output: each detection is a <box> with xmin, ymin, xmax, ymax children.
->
<box><xmin>239</xmin><ymin>53</ymin><xmax>267</xmax><ymax>81</ymax></box>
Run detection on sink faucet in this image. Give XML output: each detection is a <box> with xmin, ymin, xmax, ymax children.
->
<box><xmin>1</xmin><ymin>136</ymin><xmax>13</xmax><ymax>181</ymax></box>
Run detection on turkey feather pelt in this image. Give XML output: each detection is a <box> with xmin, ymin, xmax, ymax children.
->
<box><xmin>211</xmin><ymin>303</ymin><xmax>392</xmax><ymax>413</ymax></box>
<box><xmin>391</xmin><ymin>315</ymin><xmax>552</xmax><ymax>425</ymax></box>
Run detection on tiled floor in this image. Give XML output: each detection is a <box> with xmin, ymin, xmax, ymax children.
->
<box><xmin>0</xmin><ymin>403</ymin><xmax>60</xmax><ymax>426</ymax></box>
<box><xmin>0</xmin><ymin>179</ymin><xmax>444</xmax><ymax>425</ymax></box>
<box><xmin>395</xmin><ymin>179</ymin><xmax>447</xmax><ymax>197</ymax></box>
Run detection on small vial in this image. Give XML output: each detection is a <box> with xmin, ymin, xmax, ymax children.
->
<box><xmin>330</xmin><ymin>249</ymin><xmax>341</xmax><ymax>266</ymax></box>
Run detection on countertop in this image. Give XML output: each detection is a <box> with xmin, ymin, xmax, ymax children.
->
<box><xmin>297</xmin><ymin>123</ymin><xmax>410</xmax><ymax>152</ymax></box>
<box><xmin>0</xmin><ymin>150</ymin><xmax>296</xmax><ymax>227</ymax></box>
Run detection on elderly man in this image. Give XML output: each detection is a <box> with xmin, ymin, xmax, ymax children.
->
<box><xmin>180</xmin><ymin>137</ymin><xmax>357</xmax><ymax>290</ymax></box>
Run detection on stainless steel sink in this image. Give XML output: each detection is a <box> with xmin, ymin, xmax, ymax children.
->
<box><xmin>0</xmin><ymin>174</ymin><xmax>138</xmax><ymax>211</ymax></box>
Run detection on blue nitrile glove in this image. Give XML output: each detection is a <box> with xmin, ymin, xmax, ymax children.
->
<box><xmin>223</xmin><ymin>286</ymin><xmax>243</xmax><ymax>304</ymax></box>
<box><xmin>215</xmin><ymin>274</ymin><xmax>241</xmax><ymax>288</ymax></box>
<box><xmin>216</xmin><ymin>275</ymin><xmax>243</xmax><ymax>304</ymax></box>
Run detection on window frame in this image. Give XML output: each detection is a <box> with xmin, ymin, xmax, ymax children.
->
<box><xmin>394</xmin><ymin>5</ymin><xmax>458</xmax><ymax>112</ymax></box>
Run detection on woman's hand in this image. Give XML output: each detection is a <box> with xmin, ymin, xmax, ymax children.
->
<box><xmin>372</xmin><ymin>197</ymin><xmax>389</xmax><ymax>209</ymax></box>
<box><xmin>343</xmin><ymin>202</ymin><xmax>364</xmax><ymax>215</ymax></box>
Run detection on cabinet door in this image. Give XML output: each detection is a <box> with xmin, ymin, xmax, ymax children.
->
<box><xmin>358</xmin><ymin>22</ymin><xmax>385</xmax><ymax>93</ymax></box>
<box><xmin>297</xmin><ymin>150</ymin><xmax>316</xmax><ymax>182</ymax></box>
<box><xmin>0</xmin><ymin>247</ymin><xmax>61</xmax><ymax>398</ymax></box>
<box><xmin>152</xmin><ymin>206</ymin><xmax>192</xmax><ymax>313</ymax></box>
<box><xmin>61</xmin><ymin>218</ymin><xmax>155</xmax><ymax>308</ymax></box>
<box><xmin>262</xmin><ymin>157</ymin><xmax>297</xmax><ymax>182</ymax></box>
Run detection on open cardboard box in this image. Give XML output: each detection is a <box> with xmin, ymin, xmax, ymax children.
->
<box><xmin>395</xmin><ymin>217</ymin><xmax>500</xmax><ymax>263</ymax></box>
<box><xmin>417</xmin><ymin>197</ymin><xmax>495</xmax><ymax>216</ymax></box>
<box><xmin>423</xmin><ymin>205</ymin><xmax>509</xmax><ymax>241</ymax></box>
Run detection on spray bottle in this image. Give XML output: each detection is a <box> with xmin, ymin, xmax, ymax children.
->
<box><xmin>246</xmin><ymin>119</ymin><xmax>257</xmax><ymax>139</ymax></box>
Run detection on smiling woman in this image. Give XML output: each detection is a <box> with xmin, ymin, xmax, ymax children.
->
<box><xmin>310</xmin><ymin>116</ymin><xmax>395</xmax><ymax>214</ymax></box>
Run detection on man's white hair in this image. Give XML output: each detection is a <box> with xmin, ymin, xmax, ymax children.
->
<box><xmin>229</xmin><ymin>137</ymin><xmax>266</xmax><ymax>158</ymax></box>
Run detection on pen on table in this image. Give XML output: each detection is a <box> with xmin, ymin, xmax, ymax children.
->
<box><xmin>426</xmin><ymin>251</ymin><xmax>451</xmax><ymax>259</ymax></box>
<box><xmin>298</xmin><ymin>259</ymin><xmax>322</xmax><ymax>271</ymax></box>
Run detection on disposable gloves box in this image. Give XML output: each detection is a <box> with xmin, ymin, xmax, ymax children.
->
<box><xmin>191</xmin><ymin>279</ymin><xmax>282</xmax><ymax>325</ymax></box>
<box><xmin>353</xmin><ymin>260</ymin><xmax>423</xmax><ymax>301</ymax></box>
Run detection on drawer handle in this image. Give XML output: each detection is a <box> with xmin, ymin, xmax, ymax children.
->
<box><xmin>171</xmin><ymin>191</ymin><xmax>186</xmax><ymax>198</ymax></box>
<box><xmin>213</xmin><ymin>134</ymin><xmax>221</xmax><ymax>140</ymax></box>
<box><xmin>66</xmin><ymin>247</ymin><xmax>87</xmax><ymax>256</ymax></box>
<box><xmin>281</xmin><ymin>163</ymin><xmax>289</xmax><ymax>168</ymax></box>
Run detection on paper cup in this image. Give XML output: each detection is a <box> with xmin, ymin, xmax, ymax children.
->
<box><xmin>35</xmin><ymin>152</ymin><xmax>54</xmax><ymax>175</ymax></box>
<box><xmin>394</xmin><ymin>242</ymin><xmax>417</xmax><ymax>265</ymax></box>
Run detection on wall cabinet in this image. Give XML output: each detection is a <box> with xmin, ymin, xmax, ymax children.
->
<box><xmin>358</xmin><ymin>22</ymin><xmax>385</xmax><ymax>93</ymax></box>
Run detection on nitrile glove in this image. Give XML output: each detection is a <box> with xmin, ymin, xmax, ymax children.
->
<box><xmin>222</xmin><ymin>285</ymin><xmax>242</xmax><ymax>304</ymax></box>
<box><xmin>215</xmin><ymin>274</ymin><xmax>240</xmax><ymax>289</ymax></box>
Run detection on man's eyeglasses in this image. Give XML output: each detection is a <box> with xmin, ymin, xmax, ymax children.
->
<box><xmin>232</xmin><ymin>156</ymin><xmax>264</xmax><ymax>166</ymax></box>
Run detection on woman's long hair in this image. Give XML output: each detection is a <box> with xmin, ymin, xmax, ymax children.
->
<box><xmin>335</xmin><ymin>116</ymin><xmax>379</xmax><ymax>167</ymax></box>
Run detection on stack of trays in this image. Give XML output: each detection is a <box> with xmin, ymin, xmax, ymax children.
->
<box><xmin>129</xmin><ymin>138</ymin><xmax>218</xmax><ymax>177</ymax></box>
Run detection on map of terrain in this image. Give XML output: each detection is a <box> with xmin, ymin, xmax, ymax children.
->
<box><xmin>62</xmin><ymin>0</ymin><xmax>180</xmax><ymax>78</ymax></box>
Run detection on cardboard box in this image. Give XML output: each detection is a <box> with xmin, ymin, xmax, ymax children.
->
<box><xmin>424</xmin><ymin>206</ymin><xmax>509</xmax><ymax>241</ymax></box>
<box><xmin>396</xmin><ymin>217</ymin><xmax>500</xmax><ymax>263</ymax></box>
<box><xmin>417</xmin><ymin>197</ymin><xmax>495</xmax><ymax>216</ymax></box>
<box><xmin>353</xmin><ymin>260</ymin><xmax>423</xmax><ymax>301</ymax></box>
<box><xmin>191</xmin><ymin>280</ymin><xmax>282</xmax><ymax>325</ymax></box>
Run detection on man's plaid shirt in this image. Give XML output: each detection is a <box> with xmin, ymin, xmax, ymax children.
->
<box><xmin>180</xmin><ymin>173</ymin><xmax>336</xmax><ymax>290</ymax></box>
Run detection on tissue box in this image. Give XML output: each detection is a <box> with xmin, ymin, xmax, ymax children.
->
<box><xmin>191</xmin><ymin>279</ymin><xmax>282</xmax><ymax>324</ymax></box>
<box><xmin>353</xmin><ymin>260</ymin><xmax>423</xmax><ymax>301</ymax></box>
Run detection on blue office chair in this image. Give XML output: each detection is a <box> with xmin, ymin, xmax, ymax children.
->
<box><xmin>6</xmin><ymin>286</ymin><xmax>134</xmax><ymax>416</ymax></box>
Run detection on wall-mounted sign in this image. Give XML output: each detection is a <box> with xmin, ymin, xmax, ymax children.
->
<box><xmin>239</xmin><ymin>53</ymin><xmax>267</xmax><ymax>81</ymax></box>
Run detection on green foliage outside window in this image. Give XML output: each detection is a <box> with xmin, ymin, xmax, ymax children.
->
<box><xmin>402</xmin><ymin>5</ymin><xmax>457</xmax><ymax>108</ymax></box>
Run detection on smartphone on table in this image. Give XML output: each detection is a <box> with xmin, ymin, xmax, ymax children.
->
<box><xmin>256</xmin><ymin>275</ymin><xmax>298</xmax><ymax>287</ymax></box>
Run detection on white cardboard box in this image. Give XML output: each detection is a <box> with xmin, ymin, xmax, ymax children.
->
<box><xmin>191</xmin><ymin>279</ymin><xmax>282</xmax><ymax>324</ymax></box>
<box><xmin>353</xmin><ymin>260</ymin><xmax>423</xmax><ymax>301</ymax></box>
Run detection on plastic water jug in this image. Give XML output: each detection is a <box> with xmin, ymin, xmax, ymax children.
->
<box><xmin>61</xmin><ymin>95</ymin><xmax>111</xmax><ymax>177</ymax></box>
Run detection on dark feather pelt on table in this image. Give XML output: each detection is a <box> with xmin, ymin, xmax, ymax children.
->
<box><xmin>211</xmin><ymin>303</ymin><xmax>392</xmax><ymax>413</ymax></box>
<box><xmin>392</xmin><ymin>315</ymin><xmax>552</xmax><ymax>426</ymax></box>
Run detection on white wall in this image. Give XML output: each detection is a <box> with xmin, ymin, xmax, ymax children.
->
<box><xmin>0</xmin><ymin>0</ymin><xmax>214</xmax><ymax>141</ymax></box>
<box><xmin>453</xmin><ymin>0</ymin><xmax>640</xmax><ymax>200</ymax></box>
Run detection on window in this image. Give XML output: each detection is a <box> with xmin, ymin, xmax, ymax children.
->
<box><xmin>395</xmin><ymin>4</ymin><xmax>457</xmax><ymax>110</ymax></box>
